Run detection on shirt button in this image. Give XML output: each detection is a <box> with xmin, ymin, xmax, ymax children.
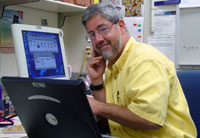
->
<box><xmin>113</xmin><ymin>128</ymin><xmax>117</xmax><ymax>131</ymax></box>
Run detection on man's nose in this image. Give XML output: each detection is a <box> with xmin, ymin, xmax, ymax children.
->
<box><xmin>94</xmin><ymin>32</ymin><xmax>104</xmax><ymax>42</ymax></box>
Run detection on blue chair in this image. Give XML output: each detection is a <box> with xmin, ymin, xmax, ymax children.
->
<box><xmin>0</xmin><ymin>85</ymin><xmax>4</xmax><ymax>111</ymax></box>
<box><xmin>177</xmin><ymin>70</ymin><xmax>200</xmax><ymax>137</ymax></box>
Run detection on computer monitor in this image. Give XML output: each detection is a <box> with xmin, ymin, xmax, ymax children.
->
<box><xmin>11</xmin><ymin>24</ymin><xmax>69</xmax><ymax>79</ymax></box>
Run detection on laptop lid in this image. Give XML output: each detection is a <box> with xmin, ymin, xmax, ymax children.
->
<box><xmin>1</xmin><ymin>76</ymin><xmax>102</xmax><ymax>138</ymax></box>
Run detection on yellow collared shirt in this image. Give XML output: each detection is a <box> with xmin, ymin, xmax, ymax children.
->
<box><xmin>105</xmin><ymin>37</ymin><xmax>197</xmax><ymax>138</ymax></box>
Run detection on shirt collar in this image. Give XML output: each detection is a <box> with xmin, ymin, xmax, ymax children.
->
<box><xmin>107</xmin><ymin>37</ymin><xmax>136</xmax><ymax>75</ymax></box>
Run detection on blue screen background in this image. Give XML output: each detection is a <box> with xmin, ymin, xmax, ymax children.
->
<box><xmin>22</xmin><ymin>31</ymin><xmax>65</xmax><ymax>78</ymax></box>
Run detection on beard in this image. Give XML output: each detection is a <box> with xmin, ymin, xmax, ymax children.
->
<box><xmin>101</xmin><ymin>34</ymin><xmax>122</xmax><ymax>61</ymax></box>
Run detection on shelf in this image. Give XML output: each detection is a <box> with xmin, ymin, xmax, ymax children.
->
<box><xmin>0</xmin><ymin>0</ymin><xmax>40</xmax><ymax>19</ymax></box>
<box><xmin>19</xmin><ymin>0</ymin><xmax>87</xmax><ymax>13</ymax></box>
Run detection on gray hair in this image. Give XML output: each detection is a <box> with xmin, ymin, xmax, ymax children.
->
<box><xmin>82</xmin><ymin>3</ymin><xmax>123</xmax><ymax>29</ymax></box>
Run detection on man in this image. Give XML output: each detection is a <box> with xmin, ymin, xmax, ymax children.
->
<box><xmin>82</xmin><ymin>3</ymin><xmax>197</xmax><ymax>138</ymax></box>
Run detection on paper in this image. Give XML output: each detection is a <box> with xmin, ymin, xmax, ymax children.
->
<box><xmin>177</xmin><ymin>7</ymin><xmax>200</xmax><ymax>65</ymax></box>
<box><xmin>0</xmin><ymin>9</ymin><xmax>23</xmax><ymax>53</ymax></box>
<box><xmin>122</xmin><ymin>0</ymin><xmax>144</xmax><ymax>17</ymax></box>
<box><xmin>124</xmin><ymin>17</ymin><xmax>144</xmax><ymax>42</ymax></box>
<box><xmin>147</xmin><ymin>36</ymin><xmax>175</xmax><ymax>63</ymax></box>
<box><xmin>153</xmin><ymin>0</ymin><xmax>180</xmax><ymax>5</ymax></box>
<box><xmin>153</xmin><ymin>10</ymin><xmax>176</xmax><ymax>35</ymax></box>
<box><xmin>102</xmin><ymin>0</ymin><xmax>122</xmax><ymax>5</ymax></box>
<box><xmin>0</xmin><ymin>116</ymin><xmax>27</xmax><ymax>138</ymax></box>
<box><xmin>179</xmin><ymin>0</ymin><xmax>200</xmax><ymax>8</ymax></box>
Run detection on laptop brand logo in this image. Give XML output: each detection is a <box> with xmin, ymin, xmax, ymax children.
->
<box><xmin>45</xmin><ymin>113</ymin><xmax>58</xmax><ymax>126</ymax></box>
<box><xmin>32</xmin><ymin>82</ymin><xmax>46</xmax><ymax>88</ymax></box>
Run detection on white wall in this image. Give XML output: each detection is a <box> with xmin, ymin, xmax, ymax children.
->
<box><xmin>61</xmin><ymin>15</ymin><xmax>88</xmax><ymax>73</ymax></box>
<box><xmin>143</xmin><ymin>0</ymin><xmax>151</xmax><ymax>43</ymax></box>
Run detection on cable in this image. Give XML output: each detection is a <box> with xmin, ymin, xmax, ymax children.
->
<box><xmin>76</xmin><ymin>38</ymin><xmax>91</xmax><ymax>80</ymax></box>
<box><xmin>0</xmin><ymin>114</ymin><xmax>17</xmax><ymax>127</ymax></box>
<box><xmin>59</xmin><ymin>16</ymin><xmax>68</xmax><ymax>28</ymax></box>
<box><xmin>76</xmin><ymin>53</ymin><xmax>88</xmax><ymax>80</ymax></box>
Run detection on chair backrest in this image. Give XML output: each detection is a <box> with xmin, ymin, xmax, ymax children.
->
<box><xmin>177</xmin><ymin>70</ymin><xmax>200</xmax><ymax>137</ymax></box>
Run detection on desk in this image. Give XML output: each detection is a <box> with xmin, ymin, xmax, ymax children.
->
<box><xmin>0</xmin><ymin>134</ymin><xmax>27</xmax><ymax>138</ymax></box>
<box><xmin>0</xmin><ymin>116</ymin><xmax>120</xmax><ymax>138</ymax></box>
<box><xmin>0</xmin><ymin>116</ymin><xmax>27</xmax><ymax>138</ymax></box>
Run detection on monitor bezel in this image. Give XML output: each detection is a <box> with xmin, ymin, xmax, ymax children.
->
<box><xmin>11</xmin><ymin>24</ymin><xmax>69</xmax><ymax>79</ymax></box>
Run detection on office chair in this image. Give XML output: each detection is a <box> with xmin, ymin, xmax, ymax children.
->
<box><xmin>177</xmin><ymin>70</ymin><xmax>200</xmax><ymax>137</ymax></box>
<box><xmin>0</xmin><ymin>85</ymin><xmax>4</xmax><ymax>111</ymax></box>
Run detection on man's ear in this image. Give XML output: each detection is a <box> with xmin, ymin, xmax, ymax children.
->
<box><xmin>117</xmin><ymin>19</ymin><xmax>126</xmax><ymax>33</ymax></box>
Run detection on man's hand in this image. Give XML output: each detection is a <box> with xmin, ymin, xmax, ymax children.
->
<box><xmin>87</xmin><ymin>50</ymin><xmax>106</xmax><ymax>85</ymax></box>
<box><xmin>87</xmin><ymin>95</ymin><xmax>102</xmax><ymax>115</ymax></box>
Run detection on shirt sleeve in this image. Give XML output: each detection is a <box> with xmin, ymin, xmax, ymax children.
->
<box><xmin>126</xmin><ymin>59</ymin><xmax>170</xmax><ymax>126</ymax></box>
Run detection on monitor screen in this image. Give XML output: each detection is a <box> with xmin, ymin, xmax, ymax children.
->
<box><xmin>11</xmin><ymin>24</ymin><xmax>69</xmax><ymax>79</ymax></box>
<box><xmin>22</xmin><ymin>31</ymin><xmax>65</xmax><ymax>78</ymax></box>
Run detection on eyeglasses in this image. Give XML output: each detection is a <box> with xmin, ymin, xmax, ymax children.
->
<box><xmin>87</xmin><ymin>23</ymin><xmax>116</xmax><ymax>40</ymax></box>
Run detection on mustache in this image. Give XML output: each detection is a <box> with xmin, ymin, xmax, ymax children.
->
<box><xmin>96</xmin><ymin>40</ymin><xmax>111</xmax><ymax>49</ymax></box>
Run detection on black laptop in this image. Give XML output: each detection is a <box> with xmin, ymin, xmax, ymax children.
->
<box><xmin>1</xmin><ymin>76</ymin><xmax>117</xmax><ymax>138</ymax></box>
